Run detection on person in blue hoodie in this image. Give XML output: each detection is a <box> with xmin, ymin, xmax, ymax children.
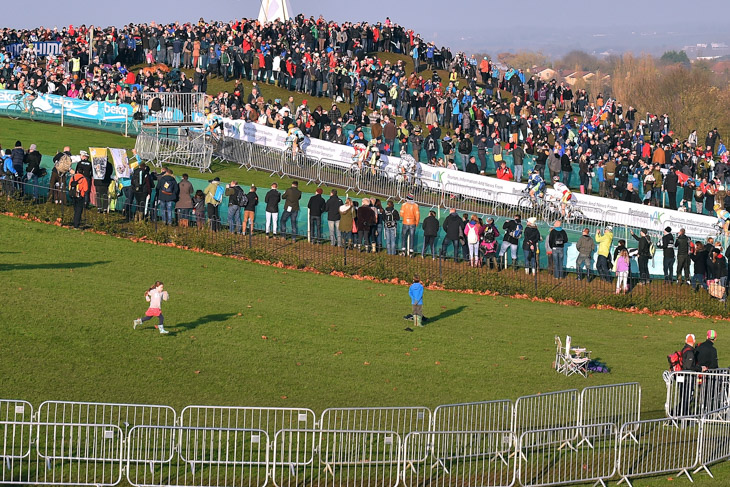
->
<box><xmin>1</xmin><ymin>149</ymin><xmax>17</xmax><ymax>196</ymax></box>
<box><xmin>408</xmin><ymin>276</ymin><xmax>424</xmax><ymax>327</ymax></box>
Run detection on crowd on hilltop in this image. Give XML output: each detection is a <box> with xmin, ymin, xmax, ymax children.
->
<box><xmin>1</xmin><ymin>13</ymin><xmax>729</xmax><ymax>226</ymax></box>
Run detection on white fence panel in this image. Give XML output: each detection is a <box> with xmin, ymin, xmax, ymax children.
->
<box><xmin>179</xmin><ymin>406</ymin><xmax>315</xmax><ymax>465</ymax></box>
<box><xmin>126</xmin><ymin>426</ymin><xmax>268</xmax><ymax>487</ymax></box>
<box><xmin>579</xmin><ymin>382</ymin><xmax>641</xmax><ymax>445</ymax></box>
<box><xmin>403</xmin><ymin>431</ymin><xmax>516</xmax><ymax>487</ymax></box>
<box><xmin>514</xmin><ymin>390</ymin><xmax>579</xmax><ymax>450</ymax></box>
<box><xmin>0</xmin><ymin>399</ymin><xmax>33</xmax><ymax>459</ymax></box>
<box><xmin>617</xmin><ymin>417</ymin><xmax>700</xmax><ymax>486</ymax></box>
<box><xmin>664</xmin><ymin>370</ymin><xmax>730</xmax><ymax>419</ymax></box>
<box><xmin>518</xmin><ymin>424</ymin><xmax>616</xmax><ymax>487</ymax></box>
<box><xmin>695</xmin><ymin>406</ymin><xmax>730</xmax><ymax>477</ymax></box>
<box><xmin>272</xmin><ymin>429</ymin><xmax>400</xmax><ymax>487</ymax></box>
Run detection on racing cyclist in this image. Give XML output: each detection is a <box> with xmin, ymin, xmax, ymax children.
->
<box><xmin>524</xmin><ymin>169</ymin><xmax>545</xmax><ymax>200</ymax></box>
<box><xmin>285</xmin><ymin>124</ymin><xmax>305</xmax><ymax>156</ymax></box>
<box><xmin>549</xmin><ymin>176</ymin><xmax>577</xmax><ymax>219</ymax></box>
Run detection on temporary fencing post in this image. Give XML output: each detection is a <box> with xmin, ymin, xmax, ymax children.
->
<box><xmin>694</xmin><ymin>405</ymin><xmax>730</xmax><ymax>478</ymax></box>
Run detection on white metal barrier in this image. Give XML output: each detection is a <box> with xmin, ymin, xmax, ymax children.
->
<box><xmin>280</xmin><ymin>152</ymin><xmax>320</xmax><ymax>185</ymax></box>
<box><xmin>248</xmin><ymin>144</ymin><xmax>284</xmax><ymax>176</ymax></box>
<box><xmin>318</xmin><ymin>158</ymin><xmax>358</xmax><ymax>193</ymax></box>
<box><xmin>178</xmin><ymin>406</ymin><xmax>315</xmax><ymax>465</ymax></box>
<box><xmin>141</xmin><ymin>92</ymin><xmax>206</xmax><ymax>125</ymax></box>
<box><xmin>518</xmin><ymin>424</ymin><xmax>617</xmax><ymax>487</ymax></box>
<box><xmin>36</xmin><ymin>401</ymin><xmax>176</xmax><ymax>461</ymax></box>
<box><xmin>0</xmin><ymin>399</ymin><xmax>33</xmax><ymax>460</ymax></box>
<box><xmin>432</xmin><ymin>400</ymin><xmax>513</xmax><ymax>465</ymax></box>
<box><xmin>578</xmin><ymin>383</ymin><xmax>641</xmax><ymax>446</ymax></box>
<box><xmin>0</xmin><ymin>421</ymin><xmax>123</xmax><ymax>486</ymax></box>
<box><xmin>319</xmin><ymin>406</ymin><xmax>431</xmax><ymax>467</ymax></box>
<box><xmin>126</xmin><ymin>425</ymin><xmax>268</xmax><ymax>487</ymax></box>
<box><xmin>513</xmin><ymin>390</ymin><xmax>579</xmax><ymax>451</ymax></box>
<box><xmin>617</xmin><ymin>417</ymin><xmax>700</xmax><ymax>487</ymax></box>
<box><xmin>664</xmin><ymin>370</ymin><xmax>730</xmax><ymax>419</ymax></box>
<box><xmin>403</xmin><ymin>431</ymin><xmax>516</xmax><ymax>487</ymax></box>
<box><xmin>694</xmin><ymin>405</ymin><xmax>730</xmax><ymax>477</ymax></box>
<box><xmin>272</xmin><ymin>428</ymin><xmax>401</xmax><ymax>487</ymax></box>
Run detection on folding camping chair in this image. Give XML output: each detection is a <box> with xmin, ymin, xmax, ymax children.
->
<box><xmin>564</xmin><ymin>335</ymin><xmax>591</xmax><ymax>377</ymax></box>
<box><xmin>554</xmin><ymin>335</ymin><xmax>569</xmax><ymax>375</ymax></box>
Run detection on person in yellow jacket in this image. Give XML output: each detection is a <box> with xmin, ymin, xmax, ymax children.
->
<box><xmin>400</xmin><ymin>194</ymin><xmax>420</xmax><ymax>256</ymax></box>
<box><xmin>595</xmin><ymin>226</ymin><xmax>614</xmax><ymax>282</ymax></box>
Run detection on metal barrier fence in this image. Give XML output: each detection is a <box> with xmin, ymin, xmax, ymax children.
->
<box><xmin>140</xmin><ymin>93</ymin><xmax>207</xmax><ymax>125</ymax></box>
<box><xmin>664</xmin><ymin>370</ymin><xmax>730</xmax><ymax>420</ymax></box>
<box><xmin>518</xmin><ymin>424</ymin><xmax>617</xmax><ymax>487</ymax></box>
<box><xmin>513</xmin><ymin>390</ymin><xmax>579</xmax><ymax>452</ymax></box>
<box><xmin>578</xmin><ymin>383</ymin><xmax>641</xmax><ymax>446</ymax></box>
<box><xmin>0</xmin><ymin>421</ymin><xmax>123</xmax><ymax>486</ymax></box>
<box><xmin>0</xmin><ymin>386</ymin><xmax>730</xmax><ymax>487</ymax></box>
<box><xmin>695</xmin><ymin>405</ymin><xmax>730</xmax><ymax>477</ymax></box>
<box><xmin>135</xmin><ymin>127</ymin><xmax>213</xmax><ymax>173</ymax></box>
<box><xmin>403</xmin><ymin>430</ymin><xmax>516</xmax><ymax>487</ymax></box>
<box><xmin>126</xmin><ymin>425</ymin><xmax>269</xmax><ymax>487</ymax></box>
<box><xmin>272</xmin><ymin>428</ymin><xmax>401</xmax><ymax>487</ymax></box>
<box><xmin>617</xmin><ymin>416</ymin><xmax>701</xmax><ymax>486</ymax></box>
<box><xmin>178</xmin><ymin>406</ymin><xmax>315</xmax><ymax>465</ymax></box>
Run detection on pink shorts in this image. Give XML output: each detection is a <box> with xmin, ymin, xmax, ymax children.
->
<box><xmin>145</xmin><ymin>308</ymin><xmax>161</xmax><ymax>317</ymax></box>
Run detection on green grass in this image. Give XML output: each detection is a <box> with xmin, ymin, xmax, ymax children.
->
<box><xmin>0</xmin><ymin>214</ymin><xmax>719</xmax><ymax>415</ymax></box>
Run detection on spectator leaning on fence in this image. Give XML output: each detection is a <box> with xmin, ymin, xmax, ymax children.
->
<box><xmin>400</xmin><ymin>195</ymin><xmax>420</xmax><ymax>256</ymax></box>
<box><xmin>595</xmin><ymin>226</ymin><xmax>613</xmax><ymax>283</ymax></box>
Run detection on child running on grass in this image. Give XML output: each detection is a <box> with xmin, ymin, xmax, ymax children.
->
<box><xmin>133</xmin><ymin>281</ymin><xmax>169</xmax><ymax>334</ymax></box>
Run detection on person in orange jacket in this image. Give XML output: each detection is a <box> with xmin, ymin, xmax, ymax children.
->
<box><xmin>68</xmin><ymin>167</ymin><xmax>89</xmax><ymax>228</ymax></box>
<box><xmin>400</xmin><ymin>194</ymin><xmax>420</xmax><ymax>256</ymax></box>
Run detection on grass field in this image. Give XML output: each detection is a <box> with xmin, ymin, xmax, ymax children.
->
<box><xmin>0</xmin><ymin>214</ymin><xmax>720</xmax><ymax>415</ymax></box>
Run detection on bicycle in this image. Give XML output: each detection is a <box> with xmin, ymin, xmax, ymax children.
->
<box><xmin>6</xmin><ymin>93</ymin><xmax>48</xmax><ymax>121</ymax></box>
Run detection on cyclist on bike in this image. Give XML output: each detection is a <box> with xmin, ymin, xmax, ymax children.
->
<box><xmin>364</xmin><ymin>138</ymin><xmax>381</xmax><ymax>174</ymax></box>
<box><xmin>525</xmin><ymin>169</ymin><xmax>545</xmax><ymax>199</ymax></box>
<box><xmin>714</xmin><ymin>203</ymin><xmax>730</xmax><ymax>235</ymax></box>
<box><xmin>398</xmin><ymin>152</ymin><xmax>417</xmax><ymax>184</ymax></box>
<box><xmin>352</xmin><ymin>139</ymin><xmax>368</xmax><ymax>169</ymax></box>
<box><xmin>20</xmin><ymin>86</ymin><xmax>38</xmax><ymax>111</ymax></box>
<box><xmin>203</xmin><ymin>107</ymin><xmax>223</xmax><ymax>137</ymax></box>
<box><xmin>285</xmin><ymin>124</ymin><xmax>305</xmax><ymax>156</ymax></box>
<box><xmin>548</xmin><ymin>176</ymin><xmax>577</xmax><ymax>219</ymax></box>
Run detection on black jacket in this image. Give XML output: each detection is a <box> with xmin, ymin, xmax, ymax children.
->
<box><xmin>632</xmin><ymin>232</ymin><xmax>651</xmax><ymax>257</ymax></box>
<box><xmin>548</xmin><ymin>229</ymin><xmax>568</xmax><ymax>248</ymax></box>
<box><xmin>696</xmin><ymin>340</ymin><xmax>718</xmax><ymax>369</ymax></box>
<box><xmin>307</xmin><ymin>193</ymin><xmax>326</xmax><ymax>217</ymax></box>
<box><xmin>691</xmin><ymin>250</ymin><xmax>708</xmax><ymax>275</ymax></box>
<box><xmin>325</xmin><ymin>195</ymin><xmax>343</xmax><ymax>221</ymax></box>
<box><xmin>24</xmin><ymin>150</ymin><xmax>42</xmax><ymax>176</ymax></box>
<box><xmin>502</xmin><ymin>219</ymin><xmax>522</xmax><ymax>245</ymax></box>
<box><xmin>443</xmin><ymin>212</ymin><xmax>463</xmax><ymax>240</ymax></box>
<box><xmin>659</xmin><ymin>233</ymin><xmax>675</xmax><ymax>259</ymax></box>
<box><xmin>522</xmin><ymin>226</ymin><xmax>541</xmax><ymax>250</ymax></box>
<box><xmin>422</xmin><ymin>215</ymin><xmax>439</xmax><ymax>237</ymax></box>
<box><xmin>264</xmin><ymin>189</ymin><xmax>281</xmax><ymax>213</ymax></box>
<box><xmin>681</xmin><ymin>344</ymin><xmax>701</xmax><ymax>372</ymax></box>
<box><xmin>244</xmin><ymin>191</ymin><xmax>258</xmax><ymax>211</ymax></box>
<box><xmin>76</xmin><ymin>158</ymin><xmax>93</xmax><ymax>179</ymax></box>
<box><xmin>675</xmin><ymin>234</ymin><xmax>690</xmax><ymax>256</ymax></box>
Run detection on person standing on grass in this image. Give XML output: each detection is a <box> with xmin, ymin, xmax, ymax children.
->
<box><xmin>265</xmin><ymin>182</ymin><xmax>281</xmax><ymax>238</ymax></box>
<box><xmin>243</xmin><ymin>184</ymin><xmax>258</xmax><ymax>236</ymax></box>
<box><xmin>325</xmin><ymin>189</ymin><xmax>343</xmax><ymax>246</ymax></box>
<box><xmin>176</xmin><ymin>174</ymin><xmax>194</xmax><ymax>227</ymax></box>
<box><xmin>133</xmin><ymin>281</ymin><xmax>169</xmax><ymax>334</ymax></box>
<box><xmin>224</xmin><ymin>180</ymin><xmax>245</xmax><ymax>234</ymax></box>
<box><xmin>203</xmin><ymin>177</ymin><xmax>223</xmax><ymax>232</ymax></box>
<box><xmin>409</xmin><ymin>275</ymin><xmax>424</xmax><ymax>327</ymax></box>
<box><xmin>696</xmin><ymin>330</ymin><xmax>719</xmax><ymax>411</ymax></box>
<box><xmin>68</xmin><ymin>168</ymin><xmax>89</xmax><ymax>229</ymax></box>
<box><xmin>548</xmin><ymin>220</ymin><xmax>568</xmax><ymax>279</ymax></box>
<box><xmin>615</xmin><ymin>249</ymin><xmax>631</xmax><ymax>294</ymax></box>
<box><xmin>308</xmin><ymin>188</ymin><xmax>326</xmax><ymax>241</ymax></box>
<box><xmin>281</xmin><ymin>181</ymin><xmax>302</xmax><ymax>241</ymax></box>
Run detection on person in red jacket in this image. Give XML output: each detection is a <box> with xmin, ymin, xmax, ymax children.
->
<box><xmin>496</xmin><ymin>160</ymin><xmax>513</xmax><ymax>181</ymax></box>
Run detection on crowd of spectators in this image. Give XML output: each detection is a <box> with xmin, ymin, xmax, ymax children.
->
<box><xmin>2</xmin><ymin>13</ymin><xmax>729</xmax><ymax>226</ymax></box>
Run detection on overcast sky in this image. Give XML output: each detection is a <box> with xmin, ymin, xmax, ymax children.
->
<box><xmin>8</xmin><ymin>0</ymin><xmax>730</xmax><ymax>55</ymax></box>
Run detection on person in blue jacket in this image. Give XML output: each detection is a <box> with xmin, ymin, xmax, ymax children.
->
<box><xmin>409</xmin><ymin>275</ymin><xmax>424</xmax><ymax>327</ymax></box>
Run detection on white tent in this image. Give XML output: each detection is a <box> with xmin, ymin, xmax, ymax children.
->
<box><xmin>258</xmin><ymin>0</ymin><xmax>294</xmax><ymax>23</ymax></box>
